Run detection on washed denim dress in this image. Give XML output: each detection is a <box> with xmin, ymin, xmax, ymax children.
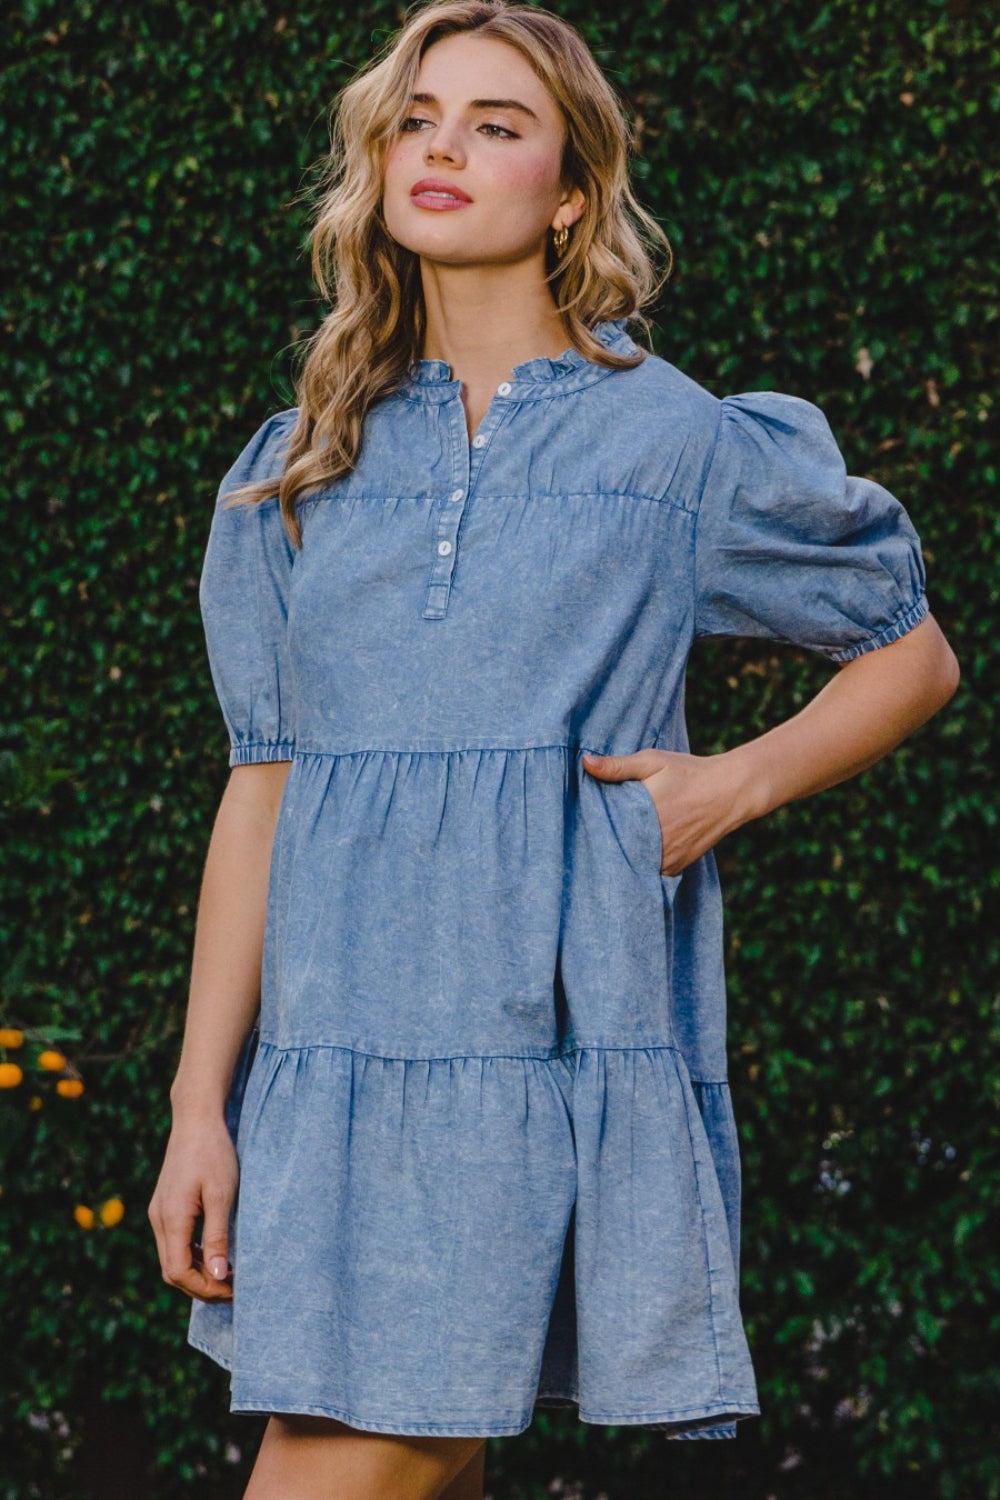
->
<box><xmin>187</xmin><ymin>318</ymin><xmax>928</xmax><ymax>1438</ymax></box>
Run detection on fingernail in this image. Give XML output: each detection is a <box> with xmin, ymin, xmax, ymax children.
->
<box><xmin>209</xmin><ymin>1257</ymin><xmax>229</xmax><ymax>1279</ymax></box>
<box><xmin>582</xmin><ymin>753</ymin><xmax>603</xmax><ymax>764</ymax></box>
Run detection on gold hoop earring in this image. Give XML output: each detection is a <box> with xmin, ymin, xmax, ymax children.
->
<box><xmin>552</xmin><ymin>224</ymin><xmax>570</xmax><ymax>259</ymax></box>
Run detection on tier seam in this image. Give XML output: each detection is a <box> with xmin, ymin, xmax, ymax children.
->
<box><xmin>252</xmin><ymin>1037</ymin><xmax>722</xmax><ymax>1068</ymax></box>
<box><xmin>286</xmin><ymin>741</ymin><xmax>597</xmax><ymax>758</ymax></box>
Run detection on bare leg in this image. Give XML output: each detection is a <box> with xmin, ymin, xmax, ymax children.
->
<box><xmin>243</xmin><ymin>1413</ymin><xmax>488</xmax><ymax>1500</ymax></box>
<box><xmin>439</xmin><ymin>1440</ymin><xmax>487</xmax><ymax>1500</ymax></box>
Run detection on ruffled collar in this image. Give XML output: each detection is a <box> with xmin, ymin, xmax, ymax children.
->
<box><xmin>403</xmin><ymin>318</ymin><xmax>641</xmax><ymax>402</ymax></box>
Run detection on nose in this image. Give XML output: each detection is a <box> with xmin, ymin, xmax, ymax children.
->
<box><xmin>423</xmin><ymin>120</ymin><xmax>465</xmax><ymax>167</ymax></box>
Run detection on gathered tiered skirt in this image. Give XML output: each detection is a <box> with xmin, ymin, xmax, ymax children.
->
<box><xmin>188</xmin><ymin>744</ymin><xmax>759</xmax><ymax>1438</ymax></box>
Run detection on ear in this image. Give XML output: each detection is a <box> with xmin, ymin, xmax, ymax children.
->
<box><xmin>553</xmin><ymin>183</ymin><xmax>586</xmax><ymax>232</ymax></box>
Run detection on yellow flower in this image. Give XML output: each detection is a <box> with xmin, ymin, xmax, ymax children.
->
<box><xmin>0</xmin><ymin>1062</ymin><xmax>23</xmax><ymax>1089</ymax></box>
<box><xmin>74</xmin><ymin>1204</ymin><xmax>95</xmax><ymax>1229</ymax></box>
<box><xmin>99</xmin><ymin>1197</ymin><xmax>125</xmax><ymax>1227</ymax></box>
<box><xmin>56</xmin><ymin>1078</ymin><xmax>85</xmax><ymax>1099</ymax></box>
<box><xmin>0</xmin><ymin>1028</ymin><xmax>24</xmax><ymax>1048</ymax></box>
<box><xmin>38</xmin><ymin>1050</ymin><xmax>68</xmax><ymax>1072</ymax></box>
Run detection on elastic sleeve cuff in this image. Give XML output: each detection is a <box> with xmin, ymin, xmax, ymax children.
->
<box><xmin>823</xmin><ymin>592</ymin><xmax>930</xmax><ymax>663</ymax></box>
<box><xmin>229</xmin><ymin>741</ymin><xmax>296</xmax><ymax>766</ymax></box>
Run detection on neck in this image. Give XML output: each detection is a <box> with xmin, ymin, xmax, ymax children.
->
<box><xmin>417</xmin><ymin>258</ymin><xmax>572</xmax><ymax>386</ymax></box>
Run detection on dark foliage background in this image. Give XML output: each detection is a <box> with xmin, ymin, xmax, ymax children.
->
<box><xmin>2</xmin><ymin>0</ymin><xmax>997</xmax><ymax>1496</ymax></box>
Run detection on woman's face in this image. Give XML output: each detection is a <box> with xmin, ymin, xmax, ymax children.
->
<box><xmin>381</xmin><ymin>32</ymin><xmax>582</xmax><ymax>269</ymax></box>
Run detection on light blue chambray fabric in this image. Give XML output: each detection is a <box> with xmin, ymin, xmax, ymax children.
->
<box><xmin>186</xmin><ymin>318</ymin><xmax>928</xmax><ymax>1439</ymax></box>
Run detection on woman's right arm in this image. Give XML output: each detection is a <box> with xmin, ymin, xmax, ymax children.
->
<box><xmin>147</xmin><ymin>760</ymin><xmax>291</xmax><ymax>1303</ymax></box>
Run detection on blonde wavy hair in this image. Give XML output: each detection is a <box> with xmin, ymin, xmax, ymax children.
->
<box><xmin>224</xmin><ymin>0</ymin><xmax>672</xmax><ymax>547</ymax></box>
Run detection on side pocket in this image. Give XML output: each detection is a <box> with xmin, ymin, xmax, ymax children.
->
<box><xmin>625</xmin><ymin>775</ymin><xmax>666</xmax><ymax>875</ymax></box>
<box><xmin>628</xmin><ymin>776</ymin><xmax>688</xmax><ymax>909</ymax></box>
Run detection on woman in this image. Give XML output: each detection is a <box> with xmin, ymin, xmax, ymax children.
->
<box><xmin>147</xmin><ymin>1</ymin><xmax>960</xmax><ymax>1495</ymax></box>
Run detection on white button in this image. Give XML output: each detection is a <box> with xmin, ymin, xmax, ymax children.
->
<box><xmin>449</xmin><ymin>488</ymin><xmax>464</xmax><ymax>503</ymax></box>
<box><xmin>472</xmin><ymin>434</ymin><xmax>487</xmax><ymax>448</ymax></box>
<box><xmin>497</xmin><ymin>381</ymin><xmax>512</xmax><ymax>396</ymax></box>
<box><xmin>437</xmin><ymin>540</ymin><xmax>453</xmax><ymax>556</ymax></box>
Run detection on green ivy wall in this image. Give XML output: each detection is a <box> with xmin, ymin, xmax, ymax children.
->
<box><xmin>2</xmin><ymin>1</ymin><xmax>997</xmax><ymax>1496</ymax></box>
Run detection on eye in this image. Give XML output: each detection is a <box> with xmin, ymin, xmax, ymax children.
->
<box><xmin>397</xmin><ymin>115</ymin><xmax>518</xmax><ymax>139</ymax></box>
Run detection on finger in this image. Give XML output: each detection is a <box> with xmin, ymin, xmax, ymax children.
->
<box><xmin>191</xmin><ymin>1239</ymin><xmax>235</xmax><ymax>1303</ymax></box>
<box><xmin>201</xmin><ymin>1182</ymin><xmax>235</xmax><ymax>1286</ymax></box>
<box><xmin>161</xmin><ymin>1201</ymin><xmax>231</xmax><ymax>1302</ymax></box>
<box><xmin>582</xmin><ymin>748</ymin><xmax>665</xmax><ymax>780</ymax></box>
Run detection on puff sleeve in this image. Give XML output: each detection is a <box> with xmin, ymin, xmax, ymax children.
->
<box><xmin>693</xmin><ymin>392</ymin><xmax>929</xmax><ymax>662</ymax></box>
<box><xmin>199</xmin><ymin>410</ymin><xmax>298</xmax><ymax>766</ymax></box>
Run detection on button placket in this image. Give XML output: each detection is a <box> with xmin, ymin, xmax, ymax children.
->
<box><xmin>467</xmin><ymin>379</ymin><xmax>516</xmax><ymax>477</ymax></box>
<box><xmin>419</xmin><ymin>390</ymin><xmax>470</xmax><ymax>624</ymax></box>
<box><xmin>424</xmin><ymin>487</ymin><xmax>464</xmax><ymax>618</ymax></box>
<box><xmin>422</xmin><ymin>382</ymin><xmax>517</xmax><ymax>620</ymax></box>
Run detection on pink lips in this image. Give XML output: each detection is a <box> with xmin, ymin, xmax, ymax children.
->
<box><xmin>410</xmin><ymin>178</ymin><xmax>472</xmax><ymax>209</ymax></box>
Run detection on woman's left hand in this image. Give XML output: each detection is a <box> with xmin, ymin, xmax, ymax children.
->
<box><xmin>582</xmin><ymin>748</ymin><xmax>755</xmax><ymax>877</ymax></box>
<box><xmin>582</xmin><ymin>618</ymin><xmax>960</xmax><ymax>878</ymax></box>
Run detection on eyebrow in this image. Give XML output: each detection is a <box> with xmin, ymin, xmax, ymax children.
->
<box><xmin>409</xmin><ymin>91</ymin><xmax>540</xmax><ymax>122</ymax></box>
